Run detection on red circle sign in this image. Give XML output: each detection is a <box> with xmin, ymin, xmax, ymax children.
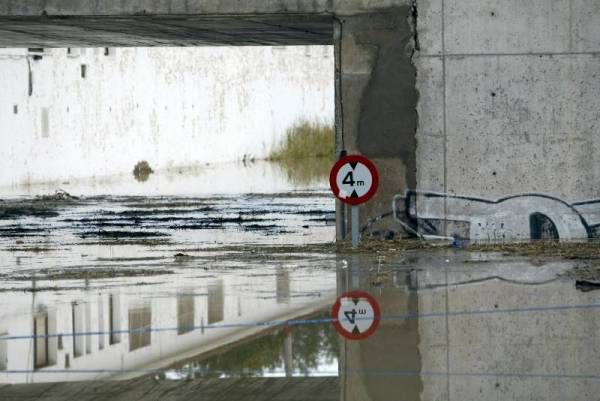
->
<box><xmin>329</xmin><ymin>155</ymin><xmax>379</xmax><ymax>205</ymax></box>
<box><xmin>331</xmin><ymin>291</ymin><xmax>381</xmax><ymax>340</ymax></box>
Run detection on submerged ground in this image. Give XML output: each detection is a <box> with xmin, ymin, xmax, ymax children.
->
<box><xmin>0</xmin><ymin>161</ymin><xmax>599</xmax><ymax>401</ymax></box>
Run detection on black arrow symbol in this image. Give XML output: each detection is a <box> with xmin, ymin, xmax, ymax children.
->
<box><xmin>349</xmin><ymin>162</ymin><xmax>358</xmax><ymax>169</ymax></box>
<box><xmin>350</xmin><ymin>190</ymin><xmax>359</xmax><ymax>198</ymax></box>
<box><xmin>352</xmin><ymin>326</ymin><xmax>361</xmax><ymax>335</ymax></box>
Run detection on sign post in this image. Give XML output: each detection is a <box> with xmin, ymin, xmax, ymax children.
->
<box><xmin>329</xmin><ymin>155</ymin><xmax>379</xmax><ymax>247</ymax></box>
<box><xmin>351</xmin><ymin>206</ymin><xmax>359</xmax><ymax>247</ymax></box>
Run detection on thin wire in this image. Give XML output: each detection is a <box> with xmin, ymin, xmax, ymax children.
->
<box><xmin>3</xmin><ymin>302</ymin><xmax>600</xmax><ymax>341</ymax></box>
<box><xmin>2</xmin><ymin>368</ymin><xmax>600</xmax><ymax>382</ymax></box>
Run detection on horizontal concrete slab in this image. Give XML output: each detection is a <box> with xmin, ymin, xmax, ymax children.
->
<box><xmin>0</xmin><ymin>0</ymin><xmax>409</xmax><ymax>16</ymax></box>
<box><xmin>0</xmin><ymin>15</ymin><xmax>334</xmax><ymax>47</ymax></box>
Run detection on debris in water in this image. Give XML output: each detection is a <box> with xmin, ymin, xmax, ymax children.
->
<box><xmin>35</xmin><ymin>189</ymin><xmax>79</xmax><ymax>202</ymax></box>
<box><xmin>174</xmin><ymin>253</ymin><xmax>192</xmax><ymax>262</ymax></box>
<box><xmin>133</xmin><ymin>160</ymin><xmax>154</xmax><ymax>182</ymax></box>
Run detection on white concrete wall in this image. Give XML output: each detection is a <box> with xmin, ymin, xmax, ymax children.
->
<box><xmin>0</xmin><ymin>46</ymin><xmax>334</xmax><ymax>188</ymax></box>
<box><xmin>409</xmin><ymin>0</ymin><xmax>600</xmax><ymax>240</ymax></box>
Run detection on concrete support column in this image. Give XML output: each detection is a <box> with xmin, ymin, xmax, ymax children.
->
<box><xmin>335</xmin><ymin>7</ymin><xmax>418</xmax><ymax>240</ymax></box>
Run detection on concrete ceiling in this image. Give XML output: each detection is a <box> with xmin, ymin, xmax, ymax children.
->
<box><xmin>0</xmin><ymin>15</ymin><xmax>334</xmax><ymax>47</ymax></box>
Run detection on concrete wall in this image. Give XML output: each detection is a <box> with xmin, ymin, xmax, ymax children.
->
<box><xmin>398</xmin><ymin>0</ymin><xmax>600</xmax><ymax>241</ymax></box>
<box><xmin>0</xmin><ymin>46</ymin><xmax>334</xmax><ymax>188</ymax></box>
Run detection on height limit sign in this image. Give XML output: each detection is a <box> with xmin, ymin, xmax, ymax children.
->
<box><xmin>332</xmin><ymin>291</ymin><xmax>381</xmax><ymax>340</ymax></box>
<box><xmin>329</xmin><ymin>155</ymin><xmax>379</xmax><ymax>246</ymax></box>
<box><xmin>329</xmin><ymin>155</ymin><xmax>379</xmax><ymax>205</ymax></box>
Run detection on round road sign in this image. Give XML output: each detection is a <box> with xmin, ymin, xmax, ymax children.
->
<box><xmin>329</xmin><ymin>155</ymin><xmax>379</xmax><ymax>205</ymax></box>
<box><xmin>331</xmin><ymin>291</ymin><xmax>381</xmax><ymax>340</ymax></box>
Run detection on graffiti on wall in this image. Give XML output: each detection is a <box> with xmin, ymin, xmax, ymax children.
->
<box><xmin>393</xmin><ymin>191</ymin><xmax>600</xmax><ymax>241</ymax></box>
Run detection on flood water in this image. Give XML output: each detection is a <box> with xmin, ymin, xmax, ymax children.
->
<box><xmin>1</xmin><ymin>161</ymin><xmax>599</xmax><ymax>400</ymax></box>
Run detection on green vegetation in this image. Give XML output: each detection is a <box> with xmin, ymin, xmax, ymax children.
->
<box><xmin>269</xmin><ymin>121</ymin><xmax>335</xmax><ymax>161</ymax></box>
<box><xmin>191</xmin><ymin>312</ymin><xmax>339</xmax><ymax>377</ymax></box>
<box><xmin>269</xmin><ymin>121</ymin><xmax>335</xmax><ymax>185</ymax></box>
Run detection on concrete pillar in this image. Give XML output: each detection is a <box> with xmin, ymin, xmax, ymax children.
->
<box><xmin>335</xmin><ymin>6</ymin><xmax>418</xmax><ymax>240</ymax></box>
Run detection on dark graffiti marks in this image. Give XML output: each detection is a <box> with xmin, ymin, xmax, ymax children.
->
<box><xmin>393</xmin><ymin>191</ymin><xmax>600</xmax><ymax>241</ymax></box>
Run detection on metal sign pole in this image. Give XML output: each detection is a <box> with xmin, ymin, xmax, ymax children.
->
<box><xmin>351</xmin><ymin>206</ymin><xmax>359</xmax><ymax>247</ymax></box>
<box><xmin>329</xmin><ymin>155</ymin><xmax>378</xmax><ymax>246</ymax></box>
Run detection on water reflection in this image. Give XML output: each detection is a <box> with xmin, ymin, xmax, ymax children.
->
<box><xmin>161</xmin><ymin>313</ymin><xmax>339</xmax><ymax>380</ymax></box>
<box><xmin>1</xmin><ymin>251</ymin><xmax>600</xmax><ymax>400</ymax></box>
<box><xmin>335</xmin><ymin>252</ymin><xmax>600</xmax><ymax>401</ymax></box>
<box><xmin>337</xmin><ymin>260</ymin><xmax>421</xmax><ymax>400</ymax></box>
<box><xmin>0</xmin><ymin>261</ymin><xmax>336</xmax><ymax>384</ymax></box>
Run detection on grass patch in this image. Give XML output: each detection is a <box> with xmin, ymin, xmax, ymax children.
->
<box><xmin>269</xmin><ymin>121</ymin><xmax>335</xmax><ymax>161</ymax></box>
<box><xmin>268</xmin><ymin>121</ymin><xmax>335</xmax><ymax>185</ymax></box>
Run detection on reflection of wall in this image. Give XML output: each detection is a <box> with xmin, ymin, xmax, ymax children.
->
<box><xmin>0</xmin><ymin>266</ymin><xmax>336</xmax><ymax>384</ymax></box>
<box><xmin>416</xmin><ymin>259</ymin><xmax>600</xmax><ymax>401</ymax></box>
<box><xmin>337</xmin><ymin>255</ymin><xmax>600</xmax><ymax>400</ymax></box>
<box><xmin>337</xmin><ymin>265</ymin><xmax>422</xmax><ymax>401</ymax></box>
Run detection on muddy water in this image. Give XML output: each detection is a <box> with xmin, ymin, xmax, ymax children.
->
<box><xmin>1</xmin><ymin>162</ymin><xmax>600</xmax><ymax>400</ymax></box>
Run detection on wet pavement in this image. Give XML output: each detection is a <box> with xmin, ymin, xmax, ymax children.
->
<box><xmin>1</xmin><ymin>161</ymin><xmax>600</xmax><ymax>400</ymax></box>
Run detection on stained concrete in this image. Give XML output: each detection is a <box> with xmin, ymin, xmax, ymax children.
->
<box><xmin>336</xmin><ymin>7</ymin><xmax>418</xmax><ymax>239</ymax></box>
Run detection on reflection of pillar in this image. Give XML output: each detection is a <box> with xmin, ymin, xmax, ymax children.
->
<box><xmin>98</xmin><ymin>294</ymin><xmax>105</xmax><ymax>350</ymax></box>
<box><xmin>71</xmin><ymin>302</ymin><xmax>85</xmax><ymax>358</ymax></box>
<box><xmin>109</xmin><ymin>294</ymin><xmax>121</xmax><ymax>345</ymax></box>
<box><xmin>177</xmin><ymin>290</ymin><xmax>195</xmax><ymax>335</ymax></box>
<box><xmin>207</xmin><ymin>281</ymin><xmax>224</xmax><ymax>324</ymax></box>
<box><xmin>0</xmin><ymin>334</ymin><xmax>6</xmax><ymax>371</ymax></box>
<box><xmin>283</xmin><ymin>327</ymin><xmax>294</xmax><ymax>377</ymax></box>
<box><xmin>276</xmin><ymin>269</ymin><xmax>291</xmax><ymax>304</ymax></box>
<box><xmin>128</xmin><ymin>302</ymin><xmax>152</xmax><ymax>351</ymax></box>
<box><xmin>338</xmin><ymin>259</ymin><xmax>422</xmax><ymax>401</ymax></box>
<box><xmin>33</xmin><ymin>305</ymin><xmax>57</xmax><ymax>370</ymax></box>
<box><xmin>85</xmin><ymin>301</ymin><xmax>92</xmax><ymax>354</ymax></box>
